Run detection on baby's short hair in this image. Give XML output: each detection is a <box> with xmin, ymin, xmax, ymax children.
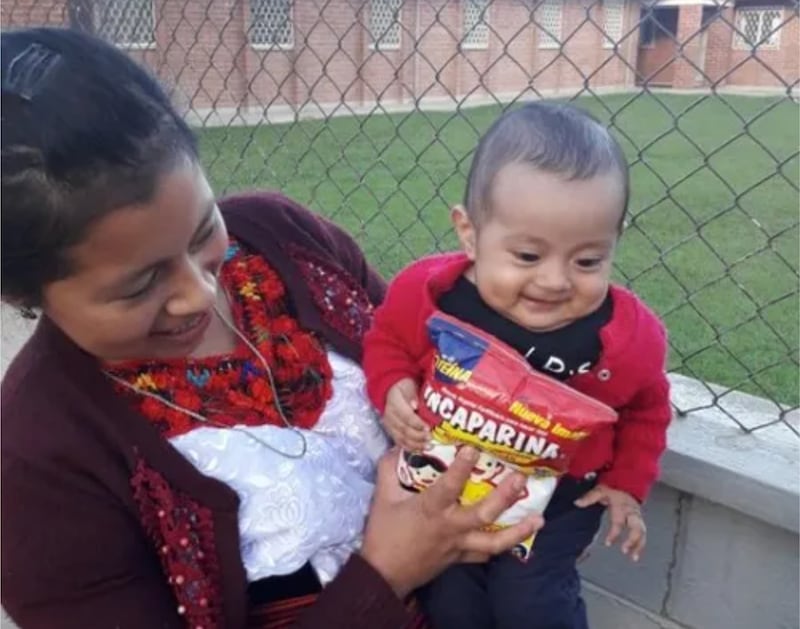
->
<box><xmin>464</xmin><ymin>102</ymin><xmax>629</xmax><ymax>225</ymax></box>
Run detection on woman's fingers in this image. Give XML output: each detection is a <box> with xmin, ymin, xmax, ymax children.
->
<box><xmin>420</xmin><ymin>446</ymin><xmax>479</xmax><ymax>513</ymax></box>
<box><xmin>459</xmin><ymin>551</ymin><xmax>491</xmax><ymax>564</ymax></box>
<box><xmin>452</xmin><ymin>469</ymin><xmax>529</xmax><ymax>530</ymax></box>
<box><xmin>450</xmin><ymin>469</ymin><xmax>544</xmax><ymax>555</ymax></box>
<box><xmin>459</xmin><ymin>515</ymin><xmax>543</xmax><ymax>555</ymax></box>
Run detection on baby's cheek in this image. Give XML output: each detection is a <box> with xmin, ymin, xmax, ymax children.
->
<box><xmin>481</xmin><ymin>274</ymin><xmax>522</xmax><ymax>309</ymax></box>
<box><xmin>576</xmin><ymin>278</ymin><xmax>610</xmax><ymax>309</ymax></box>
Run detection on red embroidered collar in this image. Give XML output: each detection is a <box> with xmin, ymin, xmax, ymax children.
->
<box><xmin>108</xmin><ymin>240</ymin><xmax>333</xmax><ymax>439</ymax></box>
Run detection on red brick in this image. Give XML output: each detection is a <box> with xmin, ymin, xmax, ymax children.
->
<box><xmin>2</xmin><ymin>0</ymin><xmax>796</xmax><ymax>113</ymax></box>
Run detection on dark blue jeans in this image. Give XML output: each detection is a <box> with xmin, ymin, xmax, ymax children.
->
<box><xmin>417</xmin><ymin>476</ymin><xmax>605</xmax><ymax>629</ymax></box>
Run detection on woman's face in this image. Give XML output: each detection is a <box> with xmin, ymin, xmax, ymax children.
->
<box><xmin>41</xmin><ymin>160</ymin><xmax>230</xmax><ymax>362</ymax></box>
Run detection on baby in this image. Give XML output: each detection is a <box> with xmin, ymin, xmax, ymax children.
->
<box><xmin>363</xmin><ymin>102</ymin><xmax>671</xmax><ymax>629</ymax></box>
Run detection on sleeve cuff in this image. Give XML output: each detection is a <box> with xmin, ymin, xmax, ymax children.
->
<box><xmin>297</xmin><ymin>555</ymin><xmax>411</xmax><ymax>629</ymax></box>
<box><xmin>598</xmin><ymin>469</ymin><xmax>654</xmax><ymax>503</ymax></box>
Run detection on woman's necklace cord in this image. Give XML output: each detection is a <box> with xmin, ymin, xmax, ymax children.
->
<box><xmin>104</xmin><ymin>294</ymin><xmax>308</xmax><ymax>459</ymax></box>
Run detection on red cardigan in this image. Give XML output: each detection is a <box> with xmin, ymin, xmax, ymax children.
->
<box><xmin>363</xmin><ymin>253</ymin><xmax>672</xmax><ymax>503</ymax></box>
<box><xmin>1</xmin><ymin>193</ymin><xmax>410</xmax><ymax>629</ymax></box>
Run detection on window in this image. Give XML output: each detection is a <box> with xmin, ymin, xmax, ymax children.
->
<box><xmin>249</xmin><ymin>0</ymin><xmax>293</xmax><ymax>48</ymax></box>
<box><xmin>95</xmin><ymin>0</ymin><xmax>155</xmax><ymax>48</ymax></box>
<box><xmin>462</xmin><ymin>0</ymin><xmax>490</xmax><ymax>49</ymax></box>
<box><xmin>537</xmin><ymin>1</ymin><xmax>562</xmax><ymax>50</ymax></box>
<box><xmin>370</xmin><ymin>0</ymin><xmax>402</xmax><ymax>50</ymax></box>
<box><xmin>701</xmin><ymin>5</ymin><xmax>722</xmax><ymax>29</ymax></box>
<box><xmin>639</xmin><ymin>11</ymin><xmax>656</xmax><ymax>47</ymax></box>
<box><xmin>734</xmin><ymin>8</ymin><xmax>782</xmax><ymax>49</ymax></box>
<box><xmin>602</xmin><ymin>0</ymin><xmax>624</xmax><ymax>49</ymax></box>
<box><xmin>638</xmin><ymin>7</ymin><xmax>677</xmax><ymax>48</ymax></box>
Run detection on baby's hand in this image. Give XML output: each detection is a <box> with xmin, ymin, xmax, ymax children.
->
<box><xmin>574</xmin><ymin>484</ymin><xmax>646</xmax><ymax>562</ymax></box>
<box><xmin>383</xmin><ymin>378</ymin><xmax>430</xmax><ymax>451</ymax></box>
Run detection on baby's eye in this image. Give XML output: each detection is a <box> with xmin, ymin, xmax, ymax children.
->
<box><xmin>513</xmin><ymin>252</ymin><xmax>540</xmax><ymax>263</ymax></box>
<box><xmin>576</xmin><ymin>258</ymin><xmax>603</xmax><ymax>269</ymax></box>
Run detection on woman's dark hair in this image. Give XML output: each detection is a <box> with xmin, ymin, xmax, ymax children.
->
<box><xmin>464</xmin><ymin>101</ymin><xmax>630</xmax><ymax>226</ymax></box>
<box><xmin>1</xmin><ymin>27</ymin><xmax>198</xmax><ymax>308</ymax></box>
<box><xmin>403</xmin><ymin>451</ymin><xmax>448</xmax><ymax>473</ymax></box>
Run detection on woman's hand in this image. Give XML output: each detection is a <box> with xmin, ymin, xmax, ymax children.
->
<box><xmin>575</xmin><ymin>484</ymin><xmax>646</xmax><ymax>562</ymax></box>
<box><xmin>382</xmin><ymin>378</ymin><xmax>430</xmax><ymax>451</ymax></box>
<box><xmin>360</xmin><ymin>446</ymin><xmax>544</xmax><ymax>597</ymax></box>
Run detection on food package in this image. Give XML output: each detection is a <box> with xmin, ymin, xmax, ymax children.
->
<box><xmin>397</xmin><ymin>313</ymin><xmax>618</xmax><ymax>560</ymax></box>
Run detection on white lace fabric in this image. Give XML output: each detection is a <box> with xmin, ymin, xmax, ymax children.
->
<box><xmin>170</xmin><ymin>351</ymin><xmax>389</xmax><ymax>585</ymax></box>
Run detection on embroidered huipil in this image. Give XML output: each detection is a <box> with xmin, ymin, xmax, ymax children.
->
<box><xmin>2</xmin><ymin>192</ymin><xmax>413</xmax><ymax>629</ymax></box>
<box><xmin>108</xmin><ymin>241</ymin><xmax>389</xmax><ymax>586</ymax></box>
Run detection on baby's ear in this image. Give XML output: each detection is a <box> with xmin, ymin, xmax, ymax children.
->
<box><xmin>451</xmin><ymin>205</ymin><xmax>477</xmax><ymax>260</ymax></box>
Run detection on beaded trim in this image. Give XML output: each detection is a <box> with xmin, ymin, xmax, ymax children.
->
<box><xmin>131</xmin><ymin>458</ymin><xmax>221</xmax><ymax>629</ymax></box>
<box><xmin>288</xmin><ymin>246</ymin><xmax>374</xmax><ymax>343</ymax></box>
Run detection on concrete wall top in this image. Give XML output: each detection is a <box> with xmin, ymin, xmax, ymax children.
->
<box><xmin>666</xmin><ymin>373</ymin><xmax>799</xmax><ymax>533</ymax></box>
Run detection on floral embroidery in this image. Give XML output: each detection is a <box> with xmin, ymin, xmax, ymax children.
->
<box><xmin>107</xmin><ymin>240</ymin><xmax>333</xmax><ymax>439</ymax></box>
<box><xmin>288</xmin><ymin>246</ymin><xmax>374</xmax><ymax>344</ymax></box>
<box><xmin>131</xmin><ymin>458</ymin><xmax>220</xmax><ymax>629</ymax></box>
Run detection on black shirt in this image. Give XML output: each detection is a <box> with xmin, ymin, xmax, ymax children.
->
<box><xmin>438</xmin><ymin>277</ymin><xmax>613</xmax><ymax>382</ymax></box>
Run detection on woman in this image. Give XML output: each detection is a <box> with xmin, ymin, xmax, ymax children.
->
<box><xmin>0</xmin><ymin>27</ymin><xmax>541</xmax><ymax>629</ymax></box>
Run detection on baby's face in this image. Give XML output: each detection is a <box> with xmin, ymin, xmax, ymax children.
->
<box><xmin>454</xmin><ymin>163</ymin><xmax>624</xmax><ymax>332</ymax></box>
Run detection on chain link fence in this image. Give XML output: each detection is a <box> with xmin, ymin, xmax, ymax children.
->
<box><xmin>3</xmin><ymin>0</ymin><xmax>798</xmax><ymax>435</ymax></box>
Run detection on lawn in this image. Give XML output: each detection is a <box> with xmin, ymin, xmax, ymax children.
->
<box><xmin>198</xmin><ymin>93</ymin><xmax>799</xmax><ymax>407</ymax></box>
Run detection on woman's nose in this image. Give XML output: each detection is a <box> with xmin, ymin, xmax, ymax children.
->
<box><xmin>165</xmin><ymin>259</ymin><xmax>218</xmax><ymax>317</ymax></box>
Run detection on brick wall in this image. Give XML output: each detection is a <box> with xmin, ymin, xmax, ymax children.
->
<box><xmin>634</xmin><ymin>3</ymin><xmax>797</xmax><ymax>90</ymax></box>
<box><xmin>1</xmin><ymin>0</ymin><xmax>67</xmax><ymax>27</ymax></box>
<box><xmin>722</xmin><ymin>6</ymin><xmax>799</xmax><ymax>88</ymax></box>
<box><xmin>697</xmin><ymin>3</ymin><xmax>798</xmax><ymax>89</ymax></box>
<box><xmin>236</xmin><ymin>0</ymin><xmax>642</xmax><ymax>115</ymax></box>
<box><xmin>2</xmin><ymin>0</ymin><xmax>797</xmax><ymax>114</ymax></box>
<box><xmin>637</xmin><ymin>34</ymin><xmax>678</xmax><ymax>86</ymax></box>
<box><xmin>703</xmin><ymin>7</ymin><xmax>736</xmax><ymax>85</ymax></box>
<box><xmin>152</xmin><ymin>0</ymin><xmax>643</xmax><ymax>114</ymax></box>
<box><xmin>672</xmin><ymin>4</ymin><xmax>705</xmax><ymax>87</ymax></box>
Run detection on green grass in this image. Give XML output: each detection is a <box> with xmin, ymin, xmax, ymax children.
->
<box><xmin>198</xmin><ymin>93</ymin><xmax>800</xmax><ymax>407</ymax></box>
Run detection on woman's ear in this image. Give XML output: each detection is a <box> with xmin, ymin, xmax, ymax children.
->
<box><xmin>451</xmin><ymin>206</ymin><xmax>477</xmax><ymax>260</ymax></box>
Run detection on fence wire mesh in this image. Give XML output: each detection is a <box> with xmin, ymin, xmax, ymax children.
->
<box><xmin>3</xmin><ymin>0</ymin><xmax>799</xmax><ymax>435</ymax></box>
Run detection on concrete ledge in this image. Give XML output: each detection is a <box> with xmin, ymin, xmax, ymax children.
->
<box><xmin>581</xmin><ymin>483</ymin><xmax>799</xmax><ymax>629</ymax></box>
<box><xmin>582</xmin><ymin>375</ymin><xmax>799</xmax><ymax>628</ymax></box>
<box><xmin>584</xmin><ymin>582</ymin><xmax>691</xmax><ymax>629</ymax></box>
<box><xmin>665</xmin><ymin>374</ymin><xmax>799</xmax><ymax>533</ymax></box>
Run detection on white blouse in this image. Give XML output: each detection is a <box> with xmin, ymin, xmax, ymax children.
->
<box><xmin>170</xmin><ymin>351</ymin><xmax>389</xmax><ymax>585</ymax></box>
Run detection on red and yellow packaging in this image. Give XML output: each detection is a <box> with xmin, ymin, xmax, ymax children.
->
<box><xmin>397</xmin><ymin>313</ymin><xmax>618</xmax><ymax>560</ymax></box>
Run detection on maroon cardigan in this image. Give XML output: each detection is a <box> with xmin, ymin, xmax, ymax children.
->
<box><xmin>1</xmin><ymin>193</ymin><xmax>411</xmax><ymax>629</ymax></box>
